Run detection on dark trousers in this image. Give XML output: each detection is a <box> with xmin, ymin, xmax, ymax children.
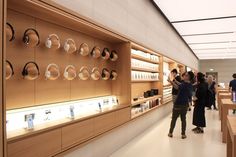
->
<box><xmin>169</xmin><ymin>107</ymin><xmax>188</xmax><ymax>135</ymax></box>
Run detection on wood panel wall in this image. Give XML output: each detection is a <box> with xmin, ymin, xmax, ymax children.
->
<box><xmin>6</xmin><ymin>10</ymin><xmax>127</xmax><ymax>110</ymax></box>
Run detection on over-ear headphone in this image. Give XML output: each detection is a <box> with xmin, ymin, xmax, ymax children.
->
<box><xmin>101</xmin><ymin>68</ymin><xmax>110</xmax><ymax>80</ymax></box>
<box><xmin>78</xmin><ymin>66</ymin><xmax>90</xmax><ymax>80</ymax></box>
<box><xmin>64</xmin><ymin>65</ymin><xmax>76</xmax><ymax>80</ymax></box>
<box><xmin>45</xmin><ymin>34</ymin><xmax>60</xmax><ymax>49</ymax></box>
<box><xmin>6</xmin><ymin>60</ymin><xmax>14</xmax><ymax>80</ymax></box>
<box><xmin>22</xmin><ymin>28</ymin><xmax>40</xmax><ymax>46</ymax></box>
<box><xmin>45</xmin><ymin>63</ymin><xmax>60</xmax><ymax>80</ymax></box>
<box><xmin>102</xmin><ymin>48</ymin><xmax>110</xmax><ymax>60</ymax></box>
<box><xmin>6</xmin><ymin>23</ymin><xmax>15</xmax><ymax>41</ymax></box>
<box><xmin>22</xmin><ymin>61</ymin><xmax>40</xmax><ymax>80</ymax></box>
<box><xmin>110</xmin><ymin>50</ymin><xmax>118</xmax><ymax>61</ymax></box>
<box><xmin>91</xmin><ymin>46</ymin><xmax>101</xmax><ymax>58</ymax></box>
<box><xmin>79</xmin><ymin>43</ymin><xmax>90</xmax><ymax>56</ymax></box>
<box><xmin>110</xmin><ymin>70</ymin><xmax>118</xmax><ymax>80</ymax></box>
<box><xmin>91</xmin><ymin>67</ymin><xmax>101</xmax><ymax>80</ymax></box>
<box><xmin>64</xmin><ymin>38</ymin><xmax>76</xmax><ymax>53</ymax></box>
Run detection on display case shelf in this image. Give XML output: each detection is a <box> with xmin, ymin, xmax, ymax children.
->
<box><xmin>131</xmin><ymin>54</ymin><xmax>159</xmax><ymax>64</ymax></box>
<box><xmin>131</xmin><ymin>95</ymin><xmax>162</xmax><ymax>107</ymax></box>
<box><xmin>131</xmin><ymin>67</ymin><xmax>159</xmax><ymax>73</ymax></box>
<box><xmin>131</xmin><ymin>80</ymin><xmax>160</xmax><ymax>83</ymax></box>
<box><xmin>131</xmin><ymin>105</ymin><xmax>161</xmax><ymax>119</ymax></box>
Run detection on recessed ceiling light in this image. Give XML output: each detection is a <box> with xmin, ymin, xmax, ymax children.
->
<box><xmin>209</xmin><ymin>68</ymin><xmax>214</xmax><ymax>71</ymax></box>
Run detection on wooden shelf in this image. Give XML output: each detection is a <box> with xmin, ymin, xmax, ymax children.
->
<box><xmin>131</xmin><ymin>105</ymin><xmax>161</xmax><ymax>119</ymax></box>
<box><xmin>131</xmin><ymin>95</ymin><xmax>162</xmax><ymax>107</ymax></box>
<box><xmin>131</xmin><ymin>67</ymin><xmax>159</xmax><ymax>73</ymax></box>
<box><xmin>163</xmin><ymin>84</ymin><xmax>172</xmax><ymax>87</ymax></box>
<box><xmin>131</xmin><ymin>54</ymin><xmax>159</xmax><ymax>64</ymax></box>
<box><xmin>131</xmin><ymin>80</ymin><xmax>159</xmax><ymax>83</ymax></box>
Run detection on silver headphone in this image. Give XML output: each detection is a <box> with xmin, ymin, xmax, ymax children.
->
<box><xmin>45</xmin><ymin>63</ymin><xmax>60</xmax><ymax>80</ymax></box>
<box><xmin>64</xmin><ymin>65</ymin><xmax>76</xmax><ymax>80</ymax></box>
<box><xmin>45</xmin><ymin>34</ymin><xmax>60</xmax><ymax>49</ymax></box>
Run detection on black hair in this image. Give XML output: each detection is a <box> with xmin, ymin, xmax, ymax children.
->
<box><xmin>197</xmin><ymin>72</ymin><xmax>205</xmax><ymax>83</ymax></box>
<box><xmin>171</xmin><ymin>69</ymin><xmax>178</xmax><ymax>74</ymax></box>
<box><xmin>233</xmin><ymin>73</ymin><xmax>236</xmax><ymax>78</ymax></box>
<box><xmin>188</xmin><ymin>71</ymin><xmax>195</xmax><ymax>83</ymax></box>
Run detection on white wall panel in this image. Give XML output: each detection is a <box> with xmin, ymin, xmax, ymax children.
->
<box><xmin>52</xmin><ymin>0</ymin><xmax>198</xmax><ymax>69</ymax></box>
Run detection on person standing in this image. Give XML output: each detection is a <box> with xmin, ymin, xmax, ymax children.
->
<box><xmin>168</xmin><ymin>72</ymin><xmax>193</xmax><ymax>139</ymax></box>
<box><xmin>229</xmin><ymin>73</ymin><xmax>236</xmax><ymax>113</ymax></box>
<box><xmin>206</xmin><ymin>75</ymin><xmax>217</xmax><ymax>110</ymax></box>
<box><xmin>192</xmin><ymin>72</ymin><xmax>208</xmax><ymax>133</ymax></box>
<box><xmin>170</xmin><ymin>69</ymin><xmax>182</xmax><ymax>104</ymax></box>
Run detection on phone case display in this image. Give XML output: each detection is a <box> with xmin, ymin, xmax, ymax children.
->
<box><xmin>6</xmin><ymin>96</ymin><xmax>118</xmax><ymax>133</ymax></box>
<box><xmin>22</xmin><ymin>61</ymin><xmax>40</xmax><ymax>80</ymax></box>
<box><xmin>22</xmin><ymin>28</ymin><xmax>40</xmax><ymax>47</ymax></box>
<box><xmin>6</xmin><ymin>60</ymin><xmax>14</xmax><ymax>80</ymax></box>
<box><xmin>131</xmin><ymin>58</ymin><xmax>159</xmax><ymax>72</ymax></box>
<box><xmin>131</xmin><ymin>49</ymin><xmax>159</xmax><ymax>63</ymax></box>
<box><xmin>45</xmin><ymin>34</ymin><xmax>61</xmax><ymax>50</ymax></box>
<box><xmin>163</xmin><ymin>86</ymin><xmax>172</xmax><ymax>104</ymax></box>
<box><xmin>63</xmin><ymin>65</ymin><xmax>76</xmax><ymax>80</ymax></box>
<box><xmin>6</xmin><ymin>22</ymin><xmax>15</xmax><ymax>41</ymax></box>
<box><xmin>79</xmin><ymin>43</ymin><xmax>90</xmax><ymax>56</ymax></box>
<box><xmin>45</xmin><ymin>63</ymin><xmax>60</xmax><ymax>80</ymax></box>
<box><xmin>131</xmin><ymin>71</ymin><xmax>159</xmax><ymax>81</ymax></box>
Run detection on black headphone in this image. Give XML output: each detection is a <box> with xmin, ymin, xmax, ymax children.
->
<box><xmin>102</xmin><ymin>48</ymin><xmax>110</xmax><ymax>57</ymax></box>
<box><xmin>22</xmin><ymin>28</ymin><xmax>40</xmax><ymax>46</ymax></box>
<box><xmin>110</xmin><ymin>70</ymin><xmax>117</xmax><ymax>80</ymax></box>
<box><xmin>22</xmin><ymin>61</ymin><xmax>40</xmax><ymax>77</ymax></box>
<box><xmin>102</xmin><ymin>68</ymin><xmax>109</xmax><ymax>78</ymax></box>
<box><xmin>6</xmin><ymin>23</ymin><xmax>15</xmax><ymax>41</ymax></box>
<box><xmin>6</xmin><ymin>60</ymin><xmax>14</xmax><ymax>76</ymax></box>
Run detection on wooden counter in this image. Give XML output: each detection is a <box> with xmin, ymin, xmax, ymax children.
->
<box><xmin>218</xmin><ymin>92</ymin><xmax>231</xmax><ymax>120</ymax></box>
<box><xmin>227</xmin><ymin>116</ymin><xmax>236</xmax><ymax>157</ymax></box>
<box><xmin>221</xmin><ymin>99</ymin><xmax>236</xmax><ymax>143</ymax></box>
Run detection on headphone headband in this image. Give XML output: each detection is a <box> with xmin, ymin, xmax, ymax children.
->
<box><xmin>64</xmin><ymin>65</ymin><xmax>75</xmax><ymax>72</ymax></box>
<box><xmin>6</xmin><ymin>60</ymin><xmax>14</xmax><ymax>75</ymax></box>
<box><xmin>23</xmin><ymin>28</ymin><xmax>40</xmax><ymax>46</ymax></box>
<box><xmin>65</xmin><ymin>38</ymin><xmax>75</xmax><ymax>45</ymax></box>
<box><xmin>48</xmin><ymin>34</ymin><xmax>60</xmax><ymax>41</ymax></box>
<box><xmin>22</xmin><ymin>61</ymin><xmax>40</xmax><ymax>78</ymax></box>
<box><xmin>92</xmin><ymin>67</ymin><xmax>99</xmax><ymax>72</ymax></box>
<box><xmin>46</xmin><ymin>63</ymin><xmax>60</xmax><ymax>72</ymax></box>
<box><xmin>6</xmin><ymin>22</ymin><xmax>15</xmax><ymax>41</ymax></box>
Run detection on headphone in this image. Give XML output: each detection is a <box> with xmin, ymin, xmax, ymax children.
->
<box><xmin>6</xmin><ymin>23</ymin><xmax>15</xmax><ymax>41</ymax></box>
<box><xmin>6</xmin><ymin>60</ymin><xmax>14</xmax><ymax>80</ymax></box>
<box><xmin>79</xmin><ymin>43</ymin><xmax>90</xmax><ymax>56</ymax></box>
<box><xmin>22</xmin><ymin>28</ymin><xmax>40</xmax><ymax>46</ymax></box>
<box><xmin>101</xmin><ymin>68</ymin><xmax>110</xmax><ymax>80</ymax></box>
<box><xmin>45</xmin><ymin>34</ymin><xmax>60</xmax><ymax>49</ymax></box>
<box><xmin>91</xmin><ymin>46</ymin><xmax>101</xmax><ymax>58</ymax></box>
<box><xmin>64</xmin><ymin>38</ymin><xmax>76</xmax><ymax>53</ymax></box>
<box><xmin>64</xmin><ymin>65</ymin><xmax>76</xmax><ymax>80</ymax></box>
<box><xmin>78</xmin><ymin>66</ymin><xmax>90</xmax><ymax>80</ymax></box>
<box><xmin>91</xmin><ymin>67</ymin><xmax>101</xmax><ymax>80</ymax></box>
<box><xmin>102</xmin><ymin>48</ymin><xmax>110</xmax><ymax>60</ymax></box>
<box><xmin>45</xmin><ymin>63</ymin><xmax>60</xmax><ymax>80</ymax></box>
<box><xmin>110</xmin><ymin>50</ymin><xmax>118</xmax><ymax>61</ymax></box>
<box><xmin>22</xmin><ymin>61</ymin><xmax>40</xmax><ymax>80</ymax></box>
<box><xmin>110</xmin><ymin>70</ymin><xmax>118</xmax><ymax>80</ymax></box>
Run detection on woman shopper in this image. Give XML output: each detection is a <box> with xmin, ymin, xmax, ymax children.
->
<box><xmin>229</xmin><ymin>73</ymin><xmax>236</xmax><ymax>114</ymax></box>
<box><xmin>206</xmin><ymin>75</ymin><xmax>217</xmax><ymax>110</ymax></box>
<box><xmin>192</xmin><ymin>72</ymin><xmax>208</xmax><ymax>134</ymax></box>
<box><xmin>168</xmin><ymin>71</ymin><xmax>194</xmax><ymax>139</ymax></box>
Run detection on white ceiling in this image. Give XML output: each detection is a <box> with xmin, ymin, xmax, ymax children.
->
<box><xmin>153</xmin><ymin>0</ymin><xmax>236</xmax><ymax>60</ymax></box>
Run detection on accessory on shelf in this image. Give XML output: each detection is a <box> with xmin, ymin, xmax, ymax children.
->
<box><xmin>110</xmin><ymin>50</ymin><xmax>118</xmax><ymax>61</ymax></box>
<box><xmin>133</xmin><ymin>98</ymin><xmax>138</xmax><ymax>101</ymax></box>
<box><xmin>151</xmin><ymin>89</ymin><xmax>159</xmax><ymax>95</ymax></box>
<box><xmin>101</xmin><ymin>48</ymin><xmax>110</xmax><ymax>60</ymax></box>
<box><xmin>22</xmin><ymin>28</ymin><xmax>40</xmax><ymax>47</ymax></box>
<box><xmin>110</xmin><ymin>70</ymin><xmax>118</xmax><ymax>80</ymax></box>
<box><xmin>79</xmin><ymin>43</ymin><xmax>90</xmax><ymax>56</ymax></box>
<box><xmin>64</xmin><ymin>65</ymin><xmax>76</xmax><ymax>80</ymax></box>
<box><xmin>6</xmin><ymin>22</ymin><xmax>15</xmax><ymax>41</ymax></box>
<box><xmin>91</xmin><ymin>67</ymin><xmax>101</xmax><ymax>80</ymax></box>
<box><xmin>45</xmin><ymin>34</ymin><xmax>60</xmax><ymax>49</ymax></box>
<box><xmin>6</xmin><ymin>60</ymin><xmax>14</xmax><ymax>80</ymax></box>
<box><xmin>78</xmin><ymin>66</ymin><xmax>90</xmax><ymax>80</ymax></box>
<box><xmin>45</xmin><ymin>63</ymin><xmax>60</xmax><ymax>80</ymax></box>
<box><xmin>101</xmin><ymin>68</ymin><xmax>110</xmax><ymax>80</ymax></box>
<box><xmin>64</xmin><ymin>38</ymin><xmax>76</xmax><ymax>54</ymax></box>
<box><xmin>22</xmin><ymin>61</ymin><xmax>40</xmax><ymax>80</ymax></box>
<box><xmin>91</xmin><ymin>46</ymin><xmax>101</xmax><ymax>58</ymax></box>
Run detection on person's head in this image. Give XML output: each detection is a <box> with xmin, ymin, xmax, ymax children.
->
<box><xmin>171</xmin><ymin>69</ymin><xmax>178</xmax><ymax>77</ymax></box>
<box><xmin>232</xmin><ymin>73</ymin><xmax>236</xmax><ymax>79</ymax></box>
<box><xmin>188</xmin><ymin>71</ymin><xmax>195</xmax><ymax>83</ymax></box>
<box><xmin>182</xmin><ymin>72</ymin><xmax>190</xmax><ymax>82</ymax></box>
<box><xmin>207</xmin><ymin>75</ymin><xmax>213</xmax><ymax>83</ymax></box>
<box><xmin>197</xmin><ymin>72</ymin><xmax>205</xmax><ymax>83</ymax></box>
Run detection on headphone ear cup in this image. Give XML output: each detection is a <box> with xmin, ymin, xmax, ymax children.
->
<box><xmin>64</xmin><ymin>71</ymin><xmax>68</xmax><ymax>78</ymax></box>
<box><xmin>23</xmin><ymin>35</ymin><xmax>29</xmax><ymax>44</ymax></box>
<box><xmin>46</xmin><ymin>71</ymin><xmax>51</xmax><ymax>78</ymax></box>
<box><xmin>45</xmin><ymin>39</ymin><xmax>52</xmax><ymax>48</ymax></box>
<box><xmin>64</xmin><ymin>43</ymin><xmax>70</xmax><ymax>52</ymax></box>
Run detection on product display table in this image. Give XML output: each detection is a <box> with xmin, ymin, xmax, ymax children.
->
<box><xmin>218</xmin><ymin>93</ymin><xmax>232</xmax><ymax>120</ymax></box>
<box><xmin>227</xmin><ymin>116</ymin><xmax>236</xmax><ymax>157</ymax></box>
<box><xmin>221</xmin><ymin>99</ymin><xmax>236</xmax><ymax>143</ymax></box>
